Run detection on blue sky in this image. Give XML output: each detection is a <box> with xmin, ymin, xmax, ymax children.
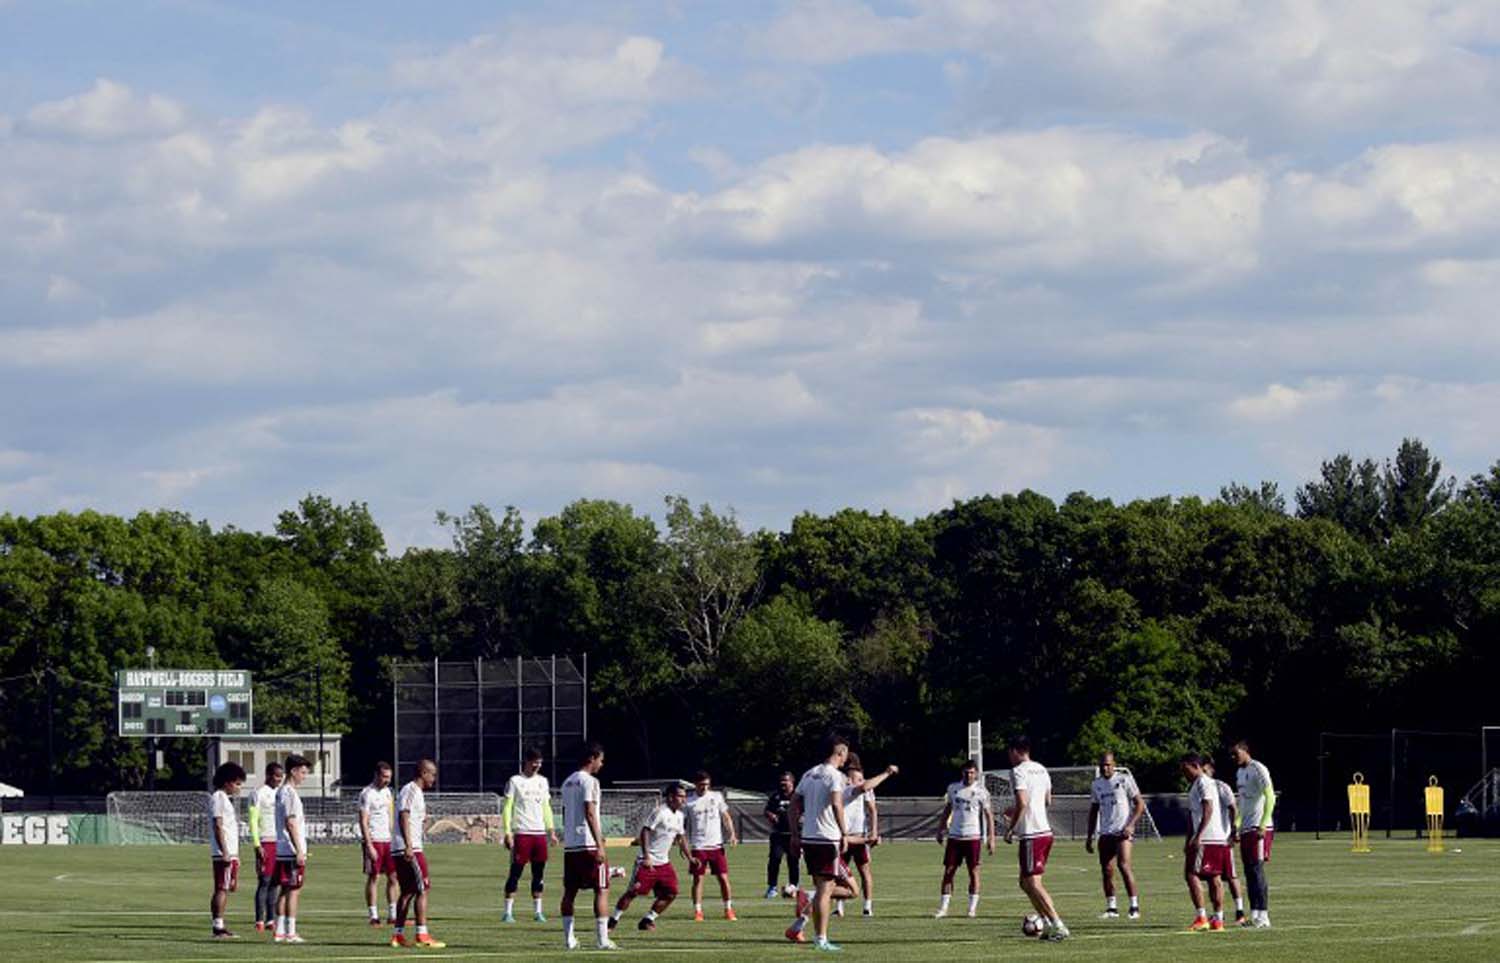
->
<box><xmin>4</xmin><ymin>1</ymin><xmax>1500</xmax><ymax>547</ymax></box>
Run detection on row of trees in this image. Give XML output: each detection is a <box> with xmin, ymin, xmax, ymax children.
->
<box><xmin>3</xmin><ymin>439</ymin><xmax>1498</xmax><ymax>819</ymax></box>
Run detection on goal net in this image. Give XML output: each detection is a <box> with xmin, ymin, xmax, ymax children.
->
<box><xmin>985</xmin><ymin>766</ymin><xmax>1163</xmax><ymax>840</ymax></box>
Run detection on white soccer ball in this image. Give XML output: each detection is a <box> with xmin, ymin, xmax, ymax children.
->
<box><xmin>1021</xmin><ymin>913</ymin><xmax>1044</xmax><ymax>937</ymax></box>
<box><xmin>783</xmin><ymin>884</ymin><xmax>799</xmax><ymax>898</ymax></box>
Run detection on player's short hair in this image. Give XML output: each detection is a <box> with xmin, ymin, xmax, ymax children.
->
<box><xmin>579</xmin><ymin>741</ymin><xmax>605</xmax><ymax>765</ymax></box>
<box><xmin>692</xmin><ymin>769</ymin><xmax>711</xmax><ymax>784</ymax></box>
<box><xmin>265</xmin><ymin>761</ymin><xmax>284</xmax><ymax>778</ymax></box>
<box><xmin>663</xmin><ymin>782</ymin><xmax>685</xmax><ymax>798</ymax></box>
<box><xmin>524</xmin><ymin>747</ymin><xmax>544</xmax><ymax>764</ymax></box>
<box><xmin>213</xmin><ymin>761</ymin><xmax>246</xmax><ymax>789</ymax></box>
<box><xmin>960</xmin><ymin>759</ymin><xmax>979</xmax><ymax>772</ymax></box>
<box><xmin>285</xmin><ymin>753</ymin><xmax>312</xmax><ymax>771</ymax></box>
<box><xmin>844</xmin><ymin>752</ymin><xmax>863</xmax><ymax>773</ymax></box>
<box><xmin>1007</xmin><ymin>735</ymin><xmax>1031</xmax><ymax>754</ymax></box>
<box><xmin>820</xmin><ymin>733</ymin><xmax>850</xmax><ymax>757</ymax></box>
<box><xmin>1232</xmin><ymin>739</ymin><xmax>1251</xmax><ymax>754</ymax></box>
<box><xmin>780</xmin><ymin>770</ymin><xmax>795</xmax><ymax>782</ymax></box>
<box><xmin>374</xmin><ymin>760</ymin><xmax>392</xmax><ymax>776</ymax></box>
<box><xmin>415</xmin><ymin>757</ymin><xmax>436</xmax><ymax>776</ymax></box>
<box><xmin>1180</xmin><ymin>752</ymin><xmax>1203</xmax><ymax>766</ymax></box>
<box><xmin>1099</xmin><ymin>750</ymin><xmax>1115</xmax><ymax>764</ymax></box>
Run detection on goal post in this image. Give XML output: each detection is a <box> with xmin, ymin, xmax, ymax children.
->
<box><xmin>983</xmin><ymin>766</ymin><xmax>1163</xmax><ymax>841</ymax></box>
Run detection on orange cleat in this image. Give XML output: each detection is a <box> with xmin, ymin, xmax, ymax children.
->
<box><xmin>693</xmin><ymin>909</ymin><xmax>705</xmax><ymax>922</ymax></box>
<box><xmin>1209</xmin><ymin>919</ymin><xmax>1225</xmax><ymax>932</ymax></box>
<box><xmin>785</xmin><ymin>925</ymin><xmax>808</xmax><ymax>944</ymax></box>
<box><xmin>414</xmin><ymin>933</ymin><xmax>447</xmax><ymax>949</ymax></box>
<box><xmin>254</xmin><ymin>922</ymin><xmax>265</xmax><ymax>933</ymax></box>
<box><xmin>724</xmin><ymin>908</ymin><xmax>738</xmax><ymax>921</ymax></box>
<box><xmin>390</xmin><ymin>934</ymin><xmax>409</xmax><ymax>948</ymax></box>
<box><xmin>1188</xmin><ymin>918</ymin><xmax>1210</xmax><ymax>932</ymax></box>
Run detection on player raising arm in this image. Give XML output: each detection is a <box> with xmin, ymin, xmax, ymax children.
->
<box><xmin>837</xmin><ymin>753</ymin><xmax>898</xmax><ymax>918</ymax></box>
<box><xmin>1086</xmin><ymin>751</ymin><xmax>1143</xmax><ymax>919</ymax></box>
<box><xmin>503</xmin><ymin>748</ymin><xmax>559</xmax><ymax>924</ymax></box>
<box><xmin>785</xmin><ymin>734</ymin><xmax>859</xmax><ymax>952</ymax></box>
<box><xmin>1005</xmin><ymin>736</ymin><xmax>1069</xmax><ymax>941</ymax></box>
<box><xmin>391</xmin><ymin>759</ymin><xmax>445</xmax><ymax>949</ymax></box>
<box><xmin>357</xmin><ymin>762</ymin><xmax>397</xmax><ymax>927</ymax></box>
<box><xmin>609</xmin><ymin>782</ymin><xmax>692</xmax><ymax>933</ymax></box>
<box><xmin>208</xmin><ymin>762</ymin><xmax>246</xmax><ymax>940</ymax></box>
<box><xmin>934</xmin><ymin>759</ymin><xmax>993</xmax><ymax>918</ymax></box>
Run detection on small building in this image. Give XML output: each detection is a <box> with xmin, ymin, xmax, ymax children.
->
<box><xmin>209</xmin><ymin>733</ymin><xmax>343</xmax><ymax>797</ymax></box>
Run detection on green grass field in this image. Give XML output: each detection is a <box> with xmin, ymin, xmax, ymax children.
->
<box><xmin>5</xmin><ymin>835</ymin><xmax>1499</xmax><ymax>961</ymax></box>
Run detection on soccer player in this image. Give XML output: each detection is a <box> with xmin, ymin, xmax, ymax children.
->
<box><xmin>764</xmin><ymin>772</ymin><xmax>799</xmax><ymax>899</ymax></box>
<box><xmin>1086</xmin><ymin>750</ymin><xmax>1143</xmax><ymax>919</ymax></box>
<box><xmin>609</xmin><ymin>782</ymin><xmax>692</xmax><ymax>932</ymax></box>
<box><xmin>1204</xmin><ymin>760</ymin><xmax>1245</xmax><ymax>924</ymax></box>
<box><xmin>391</xmin><ymin>758</ymin><xmax>446</xmax><ymax>948</ymax></box>
<box><xmin>934</xmin><ymin>759</ymin><xmax>994</xmax><ymax>918</ymax></box>
<box><xmin>358</xmin><ymin>761</ymin><xmax>397</xmax><ymax>927</ymax></box>
<box><xmin>785</xmin><ymin>734</ymin><xmax>863</xmax><ymax>952</ymax></box>
<box><xmin>560</xmin><ymin>741</ymin><xmax>617</xmax><ymax>951</ymax></box>
<box><xmin>249</xmin><ymin>761</ymin><xmax>282</xmax><ymax>933</ymax></box>
<box><xmin>685</xmin><ymin>769</ymin><xmax>739</xmax><ymax>921</ymax></box>
<box><xmin>208</xmin><ymin>761</ymin><xmax>246</xmax><ymax>940</ymax></box>
<box><xmin>1181</xmin><ymin>752</ymin><xmax>1231</xmax><ymax>932</ymax></box>
<box><xmin>273</xmin><ymin>754</ymin><xmax>311</xmax><ymax>944</ymax></box>
<box><xmin>1233</xmin><ymin>740</ymin><xmax>1275</xmax><ymax>928</ymax></box>
<box><xmin>837</xmin><ymin>753</ymin><xmax>898</xmax><ymax>918</ymax></box>
<box><xmin>503</xmin><ymin>747</ymin><xmax>559</xmax><ymax>924</ymax></box>
<box><xmin>1005</xmin><ymin>736</ymin><xmax>1069</xmax><ymax>941</ymax></box>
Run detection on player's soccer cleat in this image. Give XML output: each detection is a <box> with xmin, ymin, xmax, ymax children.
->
<box><xmin>607</xmin><ymin>918</ymin><xmax>619</xmax><ymax>931</ymax></box>
<box><xmin>533</xmin><ymin>911</ymin><xmax>547</xmax><ymax>923</ymax></box>
<box><xmin>1042</xmin><ymin>923</ymin><xmax>1071</xmax><ymax>942</ymax></box>
<box><xmin>596</xmin><ymin>938</ymin><xmax>621</xmax><ymax>950</ymax></box>
<box><xmin>785</xmin><ymin>925</ymin><xmax>808</xmax><ymax>943</ymax></box>
<box><xmin>254</xmin><ymin>922</ymin><xmax>265</xmax><ymax>933</ymax></box>
<box><xmin>369</xmin><ymin>917</ymin><xmax>383</xmax><ymax>927</ymax></box>
<box><xmin>933</xmin><ymin>908</ymin><xmax>949</xmax><ymax>919</ymax></box>
<box><xmin>211</xmin><ymin>928</ymin><xmax>238</xmax><ymax>940</ymax></box>
<box><xmin>1209</xmin><ymin>919</ymin><xmax>1225</xmax><ymax>932</ymax></box>
<box><xmin>1188</xmin><ymin>918</ymin><xmax>1210</xmax><ymax>932</ymax></box>
<box><xmin>1254</xmin><ymin>917</ymin><xmax>1272</xmax><ymax>929</ymax></box>
<box><xmin>564</xmin><ymin>936</ymin><xmax>580</xmax><ymax>950</ymax></box>
<box><xmin>693</xmin><ymin>909</ymin><xmax>705</xmax><ymax>921</ymax></box>
<box><xmin>1100</xmin><ymin>909</ymin><xmax>1120</xmax><ymax>919</ymax></box>
<box><xmin>414</xmin><ymin>934</ymin><xmax>446</xmax><ymax>949</ymax></box>
<box><xmin>502</xmin><ymin>909</ymin><xmax>515</xmax><ymax>924</ymax></box>
<box><xmin>273</xmin><ymin>933</ymin><xmax>286</xmax><ymax>943</ymax></box>
<box><xmin>862</xmin><ymin>907</ymin><xmax>873</xmax><ymax>917</ymax></box>
<box><xmin>284</xmin><ymin>934</ymin><xmax>306</xmax><ymax>944</ymax></box>
<box><xmin>765</xmin><ymin>886</ymin><xmax>779</xmax><ymax>899</ymax></box>
<box><xmin>724</xmin><ymin>908</ymin><xmax>738</xmax><ymax>921</ymax></box>
<box><xmin>637</xmin><ymin>918</ymin><xmax>656</xmax><ymax>932</ymax></box>
<box><xmin>390</xmin><ymin>934</ymin><xmax>410</xmax><ymax>948</ymax></box>
<box><xmin>1128</xmin><ymin>908</ymin><xmax>1141</xmax><ymax>920</ymax></box>
<box><xmin>1238</xmin><ymin>916</ymin><xmax>1252</xmax><ymax>927</ymax></box>
<box><xmin>813</xmin><ymin>940</ymin><xmax>843</xmax><ymax>953</ymax></box>
<box><xmin>966</xmin><ymin>909</ymin><xmax>977</xmax><ymax>919</ymax></box>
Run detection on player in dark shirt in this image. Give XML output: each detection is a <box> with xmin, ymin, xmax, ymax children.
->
<box><xmin>764</xmin><ymin>771</ymin><xmax>800</xmax><ymax>898</ymax></box>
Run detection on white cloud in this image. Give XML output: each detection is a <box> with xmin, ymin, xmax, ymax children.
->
<box><xmin>1228</xmin><ymin>379</ymin><xmax>1351</xmax><ymax>422</ymax></box>
<box><xmin>25</xmin><ymin>79</ymin><xmax>185</xmax><ymax>139</ymax></box>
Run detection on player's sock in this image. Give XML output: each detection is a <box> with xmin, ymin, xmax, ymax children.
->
<box><xmin>835</xmin><ymin>899</ymin><xmax>844</xmax><ymax>914</ymax></box>
<box><xmin>967</xmin><ymin>893</ymin><xmax>980</xmax><ymax>915</ymax></box>
<box><xmin>534</xmin><ymin>897</ymin><xmax>544</xmax><ymax>915</ymax></box>
<box><xmin>694</xmin><ymin>902</ymin><xmax>703</xmax><ymax>913</ymax></box>
<box><xmin>724</xmin><ymin>899</ymin><xmax>733</xmax><ymax>910</ymax></box>
<box><xmin>595</xmin><ymin>917</ymin><xmax>609</xmax><ymax>945</ymax></box>
<box><xmin>1195</xmin><ymin>907</ymin><xmax>1207</xmax><ymax>920</ymax></box>
<box><xmin>1107</xmin><ymin>896</ymin><xmax>1118</xmax><ymax>911</ymax></box>
<box><xmin>645</xmin><ymin>910</ymin><xmax>658</xmax><ymax>922</ymax></box>
<box><xmin>212</xmin><ymin>917</ymin><xmax>224</xmax><ymax>931</ymax></box>
<box><xmin>393</xmin><ymin>925</ymin><xmax>404</xmax><ymax>936</ymax></box>
<box><xmin>610</xmin><ymin>908</ymin><xmax>624</xmax><ymax>923</ymax></box>
<box><xmin>416</xmin><ymin>925</ymin><xmax>429</xmax><ymax>937</ymax></box>
<box><xmin>1129</xmin><ymin>896</ymin><xmax>1139</xmax><ymax>911</ymax></box>
<box><xmin>388</xmin><ymin>901</ymin><xmax>397</xmax><ymax>920</ymax></box>
<box><xmin>938</xmin><ymin>894</ymin><xmax>951</xmax><ymax>913</ymax></box>
<box><xmin>1211</xmin><ymin>911</ymin><xmax>1223</xmax><ymax>923</ymax></box>
<box><xmin>288</xmin><ymin>916</ymin><xmax>297</xmax><ymax>935</ymax></box>
<box><xmin>863</xmin><ymin>899</ymin><xmax>873</xmax><ymax>913</ymax></box>
<box><xmin>563</xmin><ymin>916</ymin><xmax>575</xmax><ymax>943</ymax></box>
<box><xmin>368</xmin><ymin>904</ymin><xmax>379</xmax><ymax>920</ymax></box>
<box><xmin>1234</xmin><ymin>896</ymin><xmax>1244</xmax><ymax>913</ymax></box>
<box><xmin>506</xmin><ymin>897</ymin><xmax>515</xmax><ymax>915</ymax></box>
<box><xmin>275</xmin><ymin>915</ymin><xmax>287</xmax><ymax>936</ymax></box>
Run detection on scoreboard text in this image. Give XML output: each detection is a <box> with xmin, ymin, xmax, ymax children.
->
<box><xmin>116</xmin><ymin>669</ymin><xmax>253</xmax><ymax>737</ymax></box>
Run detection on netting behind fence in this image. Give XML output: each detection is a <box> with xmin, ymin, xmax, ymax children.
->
<box><xmin>985</xmin><ymin>766</ymin><xmax>1163</xmax><ymax>840</ymax></box>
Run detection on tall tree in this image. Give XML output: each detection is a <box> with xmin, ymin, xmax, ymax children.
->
<box><xmin>656</xmin><ymin>496</ymin><xmax>760</xmax><ymax>675</ymax></box>
<box><xmin>1381</xmin><ymin>437</ymin><xmax>1454</xmax><ymax>532</ymax></box>
<box><xmin>1295</xmin><ymin>453</ymin><xmax>1384</xmax><ymax>540</ymax></box>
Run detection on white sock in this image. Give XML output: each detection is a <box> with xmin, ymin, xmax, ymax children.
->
<box><xmin>610</xmin><ymin>908</ymin><xmax>624</xmax><ymax>922</ymax></box>
<box><xmin>534</xmin><ymin>897</ymin><xmax>544</xmax><ymax>914</ymax></box>
<box><xmin>1212</xmin><ymin>910</ymin><xmax>1223</xmax><ymax>922</ymax></box>
<box><xmin>212</xmin><ymin>917</ymin><xmax>224</xmax><ymax>930</ymax></box>
<box><xmin>275</xmin><ymin>915</ymin><xmax>286</xmax><ymax>935</ymax></box>
<box><xmin>863</xmin><ymin>899</ymin><xmax>872</xmax><ymax>911</ymax></box>
<box><xmin>695</xmin><ymin>902</ymin><xmax>703</xmax><ymax>912</ymax></box>
<box><xmin>563</xmin><ymin>916</ymin><xmax>575</xmax><ymax>943</ymax></box>
<box><xmin>1235</xmin><ymin>896</ymin><xmax>1244</xmax><ymax>912</ymax></box>
<box><xmin>1130</xmin><ymin>895</ymin><xmax>1139</xmax><ymax>909</ymax></box>
<box><xmin>368</xmin><ymin>904</ymin><xmax>378</xmax><ymax>919</ymax></box>
<box><xmin>1196</xmin><ymin>907</ymin><xmax>1207</xmax><ymax>920</ymax></box>
<box><xmin>1107</xmin><ymin>896</ymin><xmax>1117</xmax><ymax>910</ymax></box>
<box><xmin>724</xmin><ymin>899</ymin><xmax>733</xmax><ymax>910</ymax></box>
<box><xmin>968</xmin><ymin>893</ymin><xmax>980</xmax><ymax>914</ymax></box>
<box><xmin>416</xmin><ymin>925</ymin><xmax>428</xmax><ymax>936</ymax></box>
<box><xmin>595</xmin><ymin>917</ymin><xmax>609</xmax><ymax>945</ymax></box>
<box><xmin>505</xmin><ymin>897</ymin><xmax>515</xmax><ymax>914</ymax></box>
<box><xmin>287</xmin><ymin>916</ymin><xmax>297</xmax><ymax>935</ymax></box>
<box><xmin>836</xmin><ymin>899</ymin><xmax>844</xmax><ymax>913</ymax></box>
<box><xmin>938</xmin><ymin>894</ymin><xmax>952</xmax><ymax>911</ymax></box>
<box><xmin>389</xmin><ymin>901</ymin><xmax>397</xmax><ymax>919</ymax></box>
<box><xmin>645</xmin><ymin>910</ymin><xmax>658</xmax><ymax>922</ymax></box>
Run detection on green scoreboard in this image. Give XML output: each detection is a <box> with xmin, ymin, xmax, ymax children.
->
<box><xmin>116</xmin><ymin>669</ymin><xmax>254</xmax><ymax>737</ymax></box>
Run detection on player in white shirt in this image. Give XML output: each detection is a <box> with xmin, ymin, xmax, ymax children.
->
<box><xmin>357</xmin><ymin>762</ymin><xmax>397</xmax><ymax>927</ymax></box>
<box><xmin>208</xmin><ymin>762</ymin><xmax>246</xmax><ymax>940</ymax></box>
<box><xmin>1086</xmin><ymin>751</ymin><xmax>1144</xmax><ymax>919</ymax></box>
<box><xmin>685</xmin><ymin>769</ymin><xmax>740</xmax><ymax>921</ymax></box>
<box><xmin>249</xmin><ymin>761</ymin><xmax>283</xmax><ymax>933</ymax></box>
<box><xmin>934</xmin><ymin>759</ymin><xmax>994</xmax><ymax>919</ymax></box>
<box><xmin>391</xmin><ymin>759</ymin><xmax>446</xmax><ymax>948</ymax></box>
<box><xmin>504</xmin><ymin>747</ymin><xmax>560</xmax><ymax>923</ymax></box>
<box><xmin>560</xmin><ymin>741</ymin><xmax>617</xmax><ymax>951</ymax></box>
<box><xmin>1181</xmin><ymin>752</ymin><xmax>1230</xmax><ymax>931</ymax></box>
<box><xmin>608</xmin><ymin>783</ymin><xmax>692</xmax><ymax>933</ymax></box>
<box><xmin>1232</xmin><ymin>740</ymin><xmax>1275</xmax><ymax>928</ymax></box>
<box><xmin>1004</xmin><ymin>736</ymin><xmax>1070</xmax><ymax>941</ymax></box>
<box><xmin>835</xmin><ymin>753</ymin><xmax>898</xmax><ymax>919</ymax></box>
<box><xmin>1204</xmin><ymin>760</ymin><xmax>1245</xmax><ymax>924</ymax></box>
<box><xmin>784</xmin><ymin>735</ymin><xmax>881</xmax><ymax>952</ymax></box>
<box><xmin>273</xmin><ymin>754</ymin><xmax>311</xmax><ymax>944</ymax></box>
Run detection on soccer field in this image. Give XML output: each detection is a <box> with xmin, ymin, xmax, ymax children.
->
<box><xmin>5</xmin><ymin>835</ymin><xmax>1499</xmax><ymax>961</ymax></box>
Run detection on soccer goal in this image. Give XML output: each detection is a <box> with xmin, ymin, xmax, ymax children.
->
<box><xmin>984</xmin><ymin>766</ymin><xmax>1163</xmax><ymax>840</ymax></box>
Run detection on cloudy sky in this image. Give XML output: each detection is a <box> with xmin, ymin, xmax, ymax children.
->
<box><xmin>3</xmin><ymin>1</ymin><xmax>1500</xmax><ymax>548</ymax></box>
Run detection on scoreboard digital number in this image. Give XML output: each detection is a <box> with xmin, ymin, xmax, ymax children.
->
<box><xmin>116</xmin><ymin>669</ymin><xmax>253</xmax><ymax>737</ymax></box>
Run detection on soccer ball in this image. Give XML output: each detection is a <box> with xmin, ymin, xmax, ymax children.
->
<box><xmin>1021</xmin><ymin>914</ymin><xmax>1044</xmax><ymax>937</ymax></box>
<box><xmin>608</xmin><ymin>866</ymin><xmax>627</xmax><ymax>879</ymax></box>
<box><xmin>783</xmin><ymin>884</ymin><xmax>799</xmax><ymax>898</ymax></box>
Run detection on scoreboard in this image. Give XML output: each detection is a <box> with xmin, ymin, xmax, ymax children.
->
<box><xmin>116</xmin><ymin>669</ymin><xmax>254</xmax><ymax>737</ymax></box>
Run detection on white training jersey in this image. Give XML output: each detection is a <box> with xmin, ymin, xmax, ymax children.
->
<box><xmin>1188</xmin><ymin>774</ymin><xmax>1229</xmax><ymax>844</ymax></box>
<box><xmin>843</xmin><ymin>786</ymin><xmax>873</xmax><ymax>836</ymax></box>
<box><xmin>561</xmin><ymin>770</ymin><xmax>602</xmax><ymax>851</ymax></box>
<box><xmin>359</xmin><ymin>785</ymin><xmax>394</xmax><ymax>843</ymax></box>
<box><xmin>392</xmin><ymin>781</ymin><xmax>427</xmax><ymax>854</ymax></box>
<box><xmin>209</xmin><ymin>789</ymin><xmax>239</xmax><ymax>859</ymax></box>
<box><xmin>945</xmin><ymin>781</ymin><xmax>990</xmax><ymax>840</ymax></box>
<box><xmin>1011</xmin><ymin>760</ymin><xmax>1053</xmax><ymax>838</ymax></box>
<box><xmin>254</xmin><ymin>784</ymin><xmax>278</xmax><ymax>842</ymax></box>
<box><xmin>1091</xmin><ymin>771</ymin><xmax>1141</xmax><ymax>836</ymax></box>
<box><xmin>641</xmin><ymin>803</ymin><xmax>685</xmax><ymax>865</ymax></box>
<box><xmin>275</xmin><ymin>783</ymin><xmax>305</xmax><ymax>858</ymax></box>
<box><xmin>1237</xmin><ymin>760</ymin><xmax>1275</xmax><ymax>830</ymax></box>
<box><xmin>1214</xmin><ymin>779</ymin><xmax>1237</xmax><ymax>839</ymax></box>
<box><xmin>684</xmin><ymin>789</ymin><xmax>729</xmax><ymax>849</ymax></box>
<box><xmin>795</xmin><ymin>763</ymin><xmax>848</xmax><ymax>843</ymax></box>
<box><xmin>505</xmin><ymin>773</ymin><xmax>553</xmax><ymax>835</ymax></box>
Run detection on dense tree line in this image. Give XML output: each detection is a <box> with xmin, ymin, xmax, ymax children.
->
<box><xmin>3</xmin><ymin>439</ymin><xmax>1498</xmax><ymax>823</ymax></box>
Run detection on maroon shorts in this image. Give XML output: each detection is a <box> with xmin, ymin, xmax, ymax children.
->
<box><xmin>396</xmin><ymin>851</ymin><xmax>431</xmax><ymax>894</ymax></box>
<box><xmin>1240</xmin><ymin>828</ymin><xmax>1273</xmax><ymax>864</ymax></box>
<box><xmin>1097</xmin><ymin>834</ymin><xmax>1129</xmax><ymax>866</ymax></box>
<box><xmin>564</xmin><ymin>849</ymin><xmax>609</xmax><ymax>891</ymax></box>
<box><xmin>845</xmin><ymin>842</ymin><xmax>871</xmax><ymax>867</ymax></box>
<box><xmin>1192</xmin><ymin>842</ymin><xmax>1234</xmax><ymax>880</ymax></box>
<box><xmin>276</xmin><ymin>858</ymin><xmax>305</xmax><ymax>890</ymax></box>
<box><xmin>629</xmin><ymin>860</ymin><xmax>679</xmax><ymax>899</ymax></box>
<box><xmin>801</xmin><ymin>842</ymin><xmax>849</xmax><ymax>881</ymax></box>
<box><xmin>690</xmin><ymin>848</ymin><xmax>729</xmax><ymax>878</ymax></box>
<box><xmin>364</xmin><ymin>840</ymin><xmax>396</xmax><ymax>876</ymax></box>
<box><xmin>512</xmin><ymin>833</ymin><xmax>550</xmax><ymax>865</ymax></box>
<box><xmin>1018</xmin><ymin>835</ymin><xmax>1052</xmax><ymax>877</ymax></box>
<box><xmin>944</xmin><ymin>838</ymin><xmax>982</xmax><ymax>870</ymax></box>
<box><xmin>258</xmin><ymin>840</ymin><xmax>278</xmax><ymax>876</ymax></box>
<box><xmin>212</xmin><ymin>858</ymin><xmax>240</xmax><ymax>893</ymax></box>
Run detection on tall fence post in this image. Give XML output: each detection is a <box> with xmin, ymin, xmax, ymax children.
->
<box><xmin>434</xmin><ymin>657</ymin><xmax>441</xmax><ymax>773</ymax></box>
<box><xmin>476</xmin><ymin>657</ymin><xmax>485</xmax><ymax>793</ymax></box>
